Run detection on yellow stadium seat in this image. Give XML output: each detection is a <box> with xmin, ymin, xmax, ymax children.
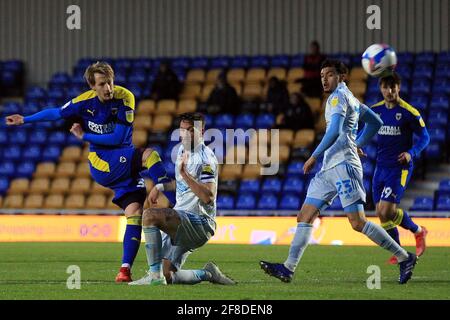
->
<box><xmin>81</xmin><ymin>146</ymin><xmax>90</xmax><ymax>160</ymax></box>
<box><xmin>185</xmin><ymin>69</ymin><xmax>206</xmax><ymax>84</ymax></box>
<box><xmin>206</xmin><ymin>69</ymin><xmax>223</xmax><ymax>84</ymax></box>
<box><xmin>279</xmin><ymin>129</ymin><xmax>294</xmax><ymax>145</ymax></box>
<box><xmin>134</xmin><ymin>115</ymin><xmax>153</xmax><ymax>130</ymax></box>
<box><xmin>55</xmin><ymin>162</ymin><xmax>76</xmax><ymax>178</ymax></box>
<box><xmin>278</xmin><ymin>145</ymin><xmax>291</xmax><ymax>163</ymax></box>
<box><xmin>315</xmin><ymin>112</ymin><xmax>327</xmax><ymax>133</ymax></box>
<box><xmin>242</xmin><ymin>83</ymin><xmax>263</xmax><ymax>101</ymax></box>
<box><xmin>293</xmin><ymin>129</ymin><xmax>316</xmax><ymax>148</ymax></box>
<box><xmin>65</xmin><ymin>194</ymin><xmax>86</xmax><ymax>209</ymax></box>
<box><xmin>29</xmin><ymin>178</ymin><xmax>51</xmax><ymax>194</ymax></box>
<box><xmin>227</xmin><ymin>69</ymin><xmax>245</xmax><ymax>83</ymax></box>
<box><xmin>151</xmin><ymin>114</ymin><xmax>173</xmax><ymax>132</ymax></box>
<box><xmin>241</xmin><ymin>164</ymin><xmax>262</xmax><ymax>179</ymax></box>
<box><xmin>8</xmin><ymin>178</ymin><xmax>29</xmax><ymax>195</ymax></box>
<box><xmin>287</xmin><ymin>68</ymin><xmax>305</xmax><ymax>82</ymax></box>
<box><xmin>76</xmin><ymin>162</ymin><xmax>91</xmax><ymax>178</ymax></box>
<box><xmin>156</xmin><ymin>99</ymin><xmax>177</xmax><ymax>114</ymax></box>
<box><xmin>106</xmin><ymin>195</ymin><xmax>119</xmax><ymax>209</ymax></box>
<box><xmin>132</xmin><ymin>129</ymin><xmax>148</xmax><ymax>148</ymax></box>
<box><xmin>4</xmin><ymin>195</ymin><xmax>24</xmax><ymax>208</ymax></box>
<box><xmin>219</xmin><ymin>164</ymin><xmax>243</xmax><ymax>180</ymax></box>
<box><xmin>50</xmin><ymin>178</ymin><xmax>71</xmax><ymax>194</ymax></box>
<box><xmin>229</xmin><ymin>82</ymin><xmax>242</xmax><ymax>96</ymax></box>
<box><xmin>348</xmin><ymin>81</ymin><xmax>367</xmax><ymax>97</ymax></box>
<box><xmin>60</xmin><ymin>146</ymin><xmax>82</xmax><ymax>162</ymax></box>
<box><xmin>304</xmin><ymin>97</ymin><xmax>323</xmax><ymax>115</ymax></box>
<box><xmin>86</xmin><ymin>194</ymin><xmax>107</xmax><ymax>209</ymax></box>
<box><xmin>91</xmin><ymin>182</ymin><xmax>114</xmax><ymax>196</ymax></box>
<box><xmin>225</xmin><ymin>145</ymin><xmax>247</xmax><ymax>164</ymax></box>
<box><xmin>34</xmin><ymin>162</ymin><xmax>56</xmax><ymax>178</ymax></box>
<box><xmin>287</xmin><ymin>82</ymin><xmax>302</xmax><ymax>95</ymax></box>
<box><xmin>176</xmin><ymin>99</ymin><xmax>197</xmax><ymax>115</ymax></box>
<box><xmin>200</xmin><ymin>84</ymin><xmax>215</xmax><ymax>102</ymax></box>
<box><xmin>349</xmin><ymin>67</ymin><xmax>368</xmax><ymax>81</ymax></box>
<box><xmin>245</xmin><ymin>68</ymin><xmax>266</xmax><ymax>84</ymax></box>
<box><xmin>24</xmin><ymin>194</ymin><xmax>44</xmax><ymax>209</ymax></box>
<box><xmin>137</xmin><ymin>100</ymin><xmax>156</xmax><ymax>115</ymax></box>
<box><xmin>0</xmin><ymin>196</ymin><xmax>3</xmax><ymax>207</ymax></box>
<box><xmin>179</xmin><ymin>84</ymin><xmax>202</xmax><ymax>100</ymax></box>
<box><xmin>70</xmin><ymin>178</ymin><xmax>92</xmax><ymax>194</ymax></box>
<box><xmin>267</xmin><ymin>68</ymin><xmax>287</xmax><ymax>81</ymax></box>
<box><xmin>44</xmin><ymin>194</ymin><xmax>64</xmax><ymax>209</ymax></box>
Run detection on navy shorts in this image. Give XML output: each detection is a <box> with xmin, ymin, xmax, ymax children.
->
<box><xmin>372</xmin><ymin>165</ymin><xmax>413</xmax><ymax>204</ymax></box>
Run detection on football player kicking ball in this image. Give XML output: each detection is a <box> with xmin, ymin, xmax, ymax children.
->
<box><xmin>370</xmin><ymin>73</ymin><xmax>430</xmax><ymax>264</ymax></box>
<box><xmin>5</xmin><ymin>62</ymin><xmax>175</xmax><ymax>283</ymax></box>
<box><xmin>129</xmin><ymin>113</ymin><xmax>235</xmax><ymax>286</ymax></box>
<box><xmin>260</xmin><ymin>60</ymin><xmax>418</xmax><ymax>285</ymax></box>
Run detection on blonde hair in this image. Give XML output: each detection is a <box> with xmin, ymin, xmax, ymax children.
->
<box><xmin>84</xmin><ymin>61</ymin><xmax>115</xmax><ymax>86</ymax></box>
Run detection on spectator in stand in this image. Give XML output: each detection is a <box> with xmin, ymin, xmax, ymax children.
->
<box><xmin>264</xmin><ymin>76</ymin><xmax>290</xmax><ymax>114</ymax></box>
<box><xmin>300</xmin><ymin>41</ymin><xmax>326</xmax><ymax>98</ymax></box>
<box><xmin>277</xmin><ymin>92</ymin><xmax>315</xmax><ymax>130</ymax></box>
<box><xmin>151</xmin><ymin>61</ymin><xmax>181</xmax><ymax>101</ymax></box>
<box><xmin>206</xmin><ymin>72</ymin><xmax>241</xmax><ymax>115</ymax></box>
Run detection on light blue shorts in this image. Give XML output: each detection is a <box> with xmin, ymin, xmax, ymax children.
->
<box><xmin>306</xmin><ymin>162</ymin><xmax>366</xmax><ymax>210</ymax></box>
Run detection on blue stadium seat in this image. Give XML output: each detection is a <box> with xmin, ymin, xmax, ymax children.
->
<box><xmin>429</xmin><ymin>94</ymin><xmax>449</xmax><ymax>111</ymax></box>
<box><xmin>217</xmin><ymin>194</ymin><xmax>235</xmax><ymax>210</ymax></box>
<box><xmin>164</xmin><ymin>162</ymin><xmax>176</xmax><ymax>179</ymax></box>
<box><xmin>435</xmin><ymin>65</ymin><xmax>450</xmax><ymax>79</ymax></box>
<box><xmin>41</xmin><ymin>145</ymin><xmax>62</xmax><ymax>162</ymax></box>
<box><xmin>235</xmin><ymin>193</ymin><xmax>257</xmax><ymax>210</ymax></box>
<box><xmin>115</xmin><ymin>59</ymin><xmax>132</xmax><ymax>70</ymax></box>
<box><xmin>0</xmin><ymin>177</ymin><xmax>10</xmax><ymax>195</ymax></box>
<box><xmin>409</xmin><ymin>94</ymin><xmax>429</xmax><ymax>110</ymax></box>
<box><xmin>428</xmin><ymin>128</ymin><xmax>446</xmax><ymax>143</ymax></box>
<box><xmin>66</xmin><ymin>134</ymin><xmax>84</xmax><ymax>147</ymax></box>
<box><xmin>411</xmin><ymin>80</ymin><xmax>431</xmax><ymax>95</ymax></box>
<box><xmin>0</xmin><ymin>129</ymin><xmax>8</xmax><ymax>145</ymax></box>
<box><xmin>410</xmin><ymin>196</ymin><xmax>434</xmax><ymax>211</ymax></box>
<box><xmin>278</xmin><ymin>193</ymin><xmax>301</xmax><ymax>210</ymax></box>
<box><xmin>283</xmin><ymin>177</ymin><xmax>305</xmax><ymax>194</ymax></box>
<box><xmin>0</xmin><ymin>161</ymin><xmax>15</xmax><ymax>179</ymax></box>
<box><xmin>172</xmin><ymin>57</ymin><xmax>191</xmax><ymax>69</ymax></box>
<box><xmin>437</xmin><ymin>51</ymin><xmax>450</xmax><ymax>63</ymax></box>
<box><xmin>235</xmin><ymin>113</ymin><xmax>254</xmax><ymax>129</ymax></box>
<box><xmin>2</xmin><ymin>60</ymin><xmax>24</xmax><ymax>72</ymax></box>
<box><xmin>415</xmin><ymin>52</ymin><xmax>435</xmax><ymax>64</ymax></box>
<box><xmin>71</xmin><ymin>74</ymin><xmax>86</xmax><ymax>86</ymax></box>
<box><xmin>23</xmin><ymin>102</ymin><xmax>40</xmax><ymax>115</ymax></box>
<box><xmin>47</xmin><ymin>88</ymin><xmax>65</xmax><ymax>100</ymax></box>
<box><xmin>261</xmin><ymin>177</ymin><xmax>282</xmax><ymax>193</ymax></box>
<box><xmin>438</xmin><ymin>179</ymin><xmax>450</xmax><ymax>192</ymax></box>
<box><xmin>214</xmin><ymin>114</ymin><xmax>234</xmax><ymax>128</ymax></box>
<box><xmin>8</xmin><ymin>130</ymin><xmax>28</xmax><ymax>145</ymax></box>
<box><xmin>250</xmin><ymin>56</ymin><xmax>270</xmax><ymax>68</ymax></box>
<box><xmin>190</xmin><ymin>57</ymin><xmax>209</xmax><ymax>69</ymax></box>
<box><xmin>210</xmin><ymin>56</ymin><xmax>229</xmax><ymax>69</ymax></box>
<box><xmin>257</xmin><ymin>193</ymin><xmax>278</xmax><ymax>210</ymax></box>
<box><xmin>427</xmin><ymin>111</ymin><xmax>448</xmax><ymax>127</ymax></box>
<box><xmin>132</xmin><ymin>58</ymin><xmax>152</xmax><ymax>70</ymax></box>
<box><xmin>47</xmin><ymin>131</ymin><xmax>67</xmax><ymax>145</ymax></box>
<box><xmin>230</xmin><ymin>56</ymin><xmax>249</xmax><ymax>68</ymax></box>
<box><xmin>271</xmin><ymin>55</ymin><xmax>290</xmax><ymax>68</ymax></box>
<box><xmin>290</xmin><ymin>54</ymin><xmax>305</xmax><ymax>67</ymax></box>
<box><xmin>26</xmin><ymin>86</ymin><xmax>47</xmax><ymax>100</ymax></box>
<box><xmin>3</xmin><ymin>145</ymin><xmax>22</xmax><ymax>162</ymax></box>
<box><xmin>2</xmin><ymin>101</ymin><xmax>22</xmax><ymax>115</ymax></box>
<box><xmin>432</xmin><ymin>79</ymin><xmax>450</xmax><ymax>95</ymax></box>
<box><xmin>425</xmin><ymin>142</ymin><xmax>441</xmax><ymax>159</ymax></box>
<box><xmin>255</xmin><ymin>113</ymin><xmax>275</xmax><ymax>129</ymax></box>
<box><xmin>50</xmin><ymin>72</ymin><xmax>71</xmax><ymax>85</ymax></box>
<box><xmin>396</xmin><ymin>52</ymin><xmax>414</xmax><ymax>64</ymax></box>
<box><xmin>127</xmin><ymin>71</ymin><xmax>147</xmax><ymax>85</ymax></box>
<box><xmin>23</xmin><ymin>146</ymin><xmax>42</xmax><ymax>162</ymax></box>
<box><xmin>395</xmin><ymin>65</ymin><xmax>412</xmax><ymax>79</ymax></box>
<box><xmin>287</xmin><ymin>161</ymin><xmax>305</xmax><ymax>176</ymax></box>
<box><xmin>436</xmin><ymin>196</ymin><xmax>450</xmax><ymax>211</ymax></box>
<box><xmin>239</xmin><ymin>179</ymin><xmax>260</xmax><ymax>193</ymax></box>
<box><xmin>0</xmin><ymin>70</ymin><xmax>18</xmax><ymax>86</ymax></box>
<box><xmin>15</xmin><ymin>161</ymin><xmax>36</xmax><ymax>178</ymax></box>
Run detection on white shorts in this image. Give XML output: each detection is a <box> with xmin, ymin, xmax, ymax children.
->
<box><xmin>306</xmin><ymin>162</ymin><xmax>366</xmax><ymax>209</ymax></box>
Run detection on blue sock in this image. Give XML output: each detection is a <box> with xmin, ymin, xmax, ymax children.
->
<box><xmin>397</xmin><ymin>208</ymin><xmax>419</xmax><ymax>233</ymax></box>
<box><xmin>386</xmin><ymin>227</ymin><xmax>401</xmax><ymax>245</ymax></box>
<box><xmin>122</xmin><ymin>216</ymin><xmax>142</xmax><ymax>267</ymax></box>
<box><xmin>284</xmin><ymin>222</ymin><xmax>313</xmax><ymax>272</ymax></box>
<box><xmin>143</xmin><ymin>226</ymin><xmax>162</xmax><ymax>276</ymax></box>
<box><xmin>143</xmin><ymin>150</ymin><xmax>176</xmax><ymax>204</ymax></box>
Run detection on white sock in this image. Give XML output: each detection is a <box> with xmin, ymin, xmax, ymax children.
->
<box><xmin>284</xmin><ymin>222</ymin><xmax>313</xmax><ymax>272</ymax></box>
<box><xmin>143</xmin><ymin>226</ymin><xmax>163</xmax><ymax>278</ymax></box>
<box><xmin>171</xmin><ymin>269</ymin><xmax>212</xmax><ymax>285</ymax></box>
<box><xmin>362</xmin><ymin>221</ymin><xmax>409</xmax><ymax>262</ymax></box>
<box><xmin>121</xmin><ymin>263</ymin><xmax>130</xmax><ymax>268</ymax></box>
<box><xmin>414</xmin><ymin>226</ymin><xmax>422</xmax><ymax>234</ymax></box>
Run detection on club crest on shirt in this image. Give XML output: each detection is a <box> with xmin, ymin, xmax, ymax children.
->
<box><xmin>125</xmin><ymin>110</ymin><xmax>134</xmax><ymax>123</ymax></box>
<box><xmin>111</xmin><ymin>108</ymin><xmax>118</xmax><ymax>115</ymax></box>
<box><xmin>330</xmin><ymin>96</ymin><xmax>339</xmax><ymax>107</ymax></box>
<box><xmin>396</xmin><ymin>113</ymin><xmax>402</xmax><ymax>121</ymax></box>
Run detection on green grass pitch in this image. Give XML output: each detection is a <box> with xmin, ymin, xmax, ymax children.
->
<box><xmin>0</xmin><ymin>243</ymin><xmax>449</xmax><ymax>300</ymax></box>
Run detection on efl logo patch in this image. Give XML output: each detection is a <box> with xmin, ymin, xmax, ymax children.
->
<box><xmin>396</xmin><ymin>113</ymin><xmax>402</xmax><ymax>121</ymax></box>
<box><xmin>125</xmin><ymin>110</ymin><xmax>134</xmax><ymax>123</ymax></box>
<box><xmin>330</xmin><ymin>96</ymin><xmax>339</xmax><ymax>107</ymax></box>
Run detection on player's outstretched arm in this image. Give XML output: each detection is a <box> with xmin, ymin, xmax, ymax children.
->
<box><xmin>81</xmin><ymin>124</ymin><xmax>131</xmax><ymax>146</ymax></box>
<box><xmin>5</xmin><ymin>108</ymin><xmax>62</xmax><ymax>126</ymax></box>
<box><xmin>356</xmin><ymin>104</ymin><xmax>383</xmax><ymax>148</ymax></box>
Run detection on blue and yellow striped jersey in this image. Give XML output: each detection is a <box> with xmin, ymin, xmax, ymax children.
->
<box><xmin>371</xmin><ymin>98</ymin><xmax>426</xmax><ymax>167</ymax></box>
<box><xmin>60</xmin><ymin>85</ymin><xmax>135</xmax><ymax>150</ymax></box>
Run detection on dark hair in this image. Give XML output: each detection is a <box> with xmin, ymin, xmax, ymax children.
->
<box><xmin>379</xmin><ymin>72</ymin><xmax>401</xmax><ymax>87</ymax></box>
<box><xmin>178</xmin><ymin>112</ymin><xmax>205</xmax><ymax>128</ymax></box>
<box><xmin>320</xmin><ymin>59</ymin><xmax>348</xmax><ymax>75</ymax></box>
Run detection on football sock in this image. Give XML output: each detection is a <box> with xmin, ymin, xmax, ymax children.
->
<box><xmin>143</xmin><ymin>226</ymin><xmax>163</xmax><ymax>278</ymax></box>
<box><xmin>171</xmin><ymin>269</ymin><xmax>212</xmax><ymax>285</ymax></box>
<box><xmin>385</xmin><ymin>226</ymin><xmax>401</xmax><ymax>245</ymax></box>
<box><xmin>362</xmin><ymin>221</ymin><xmax>409</xmax><ymax>262</ymax></box>
<box><xmin>143</xmin><ymin>150</ymin><xmax>176</xmax><ymax>204</ymax></box>
<box><xmin>397</xmin><ymin>208</ymin><xmax>420</xmax><ymax>233</ymax></box>
<box><xmin>121</xmin><ymin>215</ymin><xmax>142</xmax><ymax>267</ymax></box>
<box><xmin>284</xmin><ymin>222</ymin><xmax>313</xmax><ymax>272</ymax></box>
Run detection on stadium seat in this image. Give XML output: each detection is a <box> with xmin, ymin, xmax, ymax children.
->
<box><xmin>86</xmin><ymin>194</ymin><xmax>107</xmax><ymax>209</ymax></box>
<box><xmin>241</xmin><ymin>164</ymin><xmax>261</xmax><ymax>179</ymax></box>
<box><xmin>180</xmin><ymin>84</ymin><xmax>202</xmax><ymax>100</ymax></box>
<box><xmin>283</xmin><ymin>177</ymin><xmax>305</xmax><ymax>194</ymax></box>
<box><xmin>50</xmin><ymin>177</ymin><xmax>71</xmax><ymax>194</ymax></box>
<box><xmin>267</xmin><ymin>67</ymin><xmax>287</xmax><ymax>81</ymax></box>
<box><xmin>0</xmin><ymin>177</ymin><xmax>10</xmax><ymax>195</ymax></box>
<box><xmin>132</xmin><ymin>129</ymin><xmax>148</xmax><ymax>148</ymax></box>
<box><xmin>290</xmin><ymin>54</ymin><xmax>305</xmax><ymax>67</ymax></box>
<box><xmin>270</xmin><ymin>55</ymin><xmax>290</xmax><ymax>68</ymax></box>
<box><xmin>8</xmin><ymin>130</ymin><xmax>28</xmax><ymax>145</ymax></box>
<box><xmin>3</xmin><ymin>145</ymin><xmax>22</xmax><ymax>162</ymax></box>
<box><xmin>176</xmin><ymin>99</ymin><xmax>197</xmax><ymax>115</ymax></box>
<box><xmin>435</xmin><ymin>196</ymin><xmax>450</xmax><ymax>211</ymax></box>
<box><xmin>44</xmin><ymin>194</ymin><xmax>64</xmax><ymax>209</ymax></box>
<box><xmin>29</xmin><ymin>178</ymin><xmax>50</xmax><ymax>194</ymax></box>
<box><xmin>215</xmin><ymin>114</ymin><xmax>234</xmax><ymax>128</ymax></box>
<box><xmin>134</xmin><ymin>115</ymin><xmax>153</xmax><ymax>130</ymax></box>
<box><xmin>91</xmin><ymin>182</ymin><xmax>113</xmax><ymax>196</ymax></box>
<box><xmin>7</xmin><ymin>178</ymin><xmax>29</xmax><ymax>195</ymax></box>
<box><xmin>74</xmin><ymin>162</ymin><xmax>90</xmax><ymax>178</ymax></box>
<box><xmin>257</xmin><ymin>193</ymin><xmax>278</xmax><ymax>210</ymax></box>
<box><xmin>0</xmin><ymin>161</ymin><xmax>15</xmax><ymax>179</ymax></box>
<box><xmin>24</xmin><ymin>194</ymin><xmax>44</xmax><ymax>209</ymax></box>
<box><xmin>278</xmin><ymin>129</ymin><xmax>294</xmax><ymax>146</ymax></box>
<box><xmin>242</xmin><ymin>83</ymin><xmax>263</xmax><ymax>101</ymax></box>
<box><xmin>261</xmin><ymin>178</ymin><xmax>282</xmax><ymax>193</ymax></box>
<box><xmin>287</xmin><ymin>68</ymin><xmax>304</xmax><ymax>82</ymax></box>
<box><xmin>410</xmin><ymin>196</ymin><xmax>434</xmax><ymax>211</ymax></box>
<box><xmin>227</xmin><ymin>68</ymin><xmax>245</xmax><ymax>83</ymax></box>
<box><xmin>255</xmin><ymin>114</ymin><xmax>275</xmax><ymax>129</ymax></box>
<box><xmin>70</xmin><ymin>178</ymin><xmax>92</xmax><ymax>194</ymax></box>
<box><xmin>304</xmin><ymin>97</ymin><xmax>322</xmax><ymax>115</ymax></box>
<box><xmin>42</xmin><ymin>145</ymin><xmax>62</xmax><ymax>162</ymax></box>
<box><xmin>28</xmin><ymin>129</ymin><xmax>48</xmax><ymax>145</ymax></box>
<box><xmin>425</xmin><ymin>142</ymin><xmax>441</xmax><ymax>159</ymax></box>
<box><xmin>235</xmin><ymin>193</ymin><xmax>256</xmax><ymax>210</ymax></box>
<box><xmin>151</xmin><ymin>115</ymin><xmax>172</xmax><ymax>132</ymax></box>
<box><xmin>349</xmin><ymin>68</ymin><xmax>367</xmax><ymax>81</ymax></box>
<box><xmin>156</xmin><ymin>100</ymin><xmax>177</xmax><ymax>115</ymax></box>
<box><xmin>278</xmin><ymin>145</ymin><xmax>291</xmax><ymax>163</ymax></box>
<box><xmin>279</xmin><ymin>193</ymin><xmax>301</xmax><ymax>210</ymax></box>
<box><xmin>3</xmin><ymin>194</ymin><xmax>24</xmax><ymax>208</ymax></box>
<box><xmin>438</xmin><ymin>179</ymin><xmax>450</xmax><ymax>192</ymax></box>
<box><xmin>65</xmin><ymin>194</ymin><xmax>86</xmax><ymax>209</ymax></box>
<box><xmin>293</xmin><ymin>129</ymin><xmax>315</xmax><ymax>148</ymax></box>
<box><xmin>287</xmin><ymin>161</ymin><xmax>305</xmax><ymax>176</ymax></box>
<box><xmin>428</xmin><ymin>128</ymin><xmax>446</xmax><ymax>143</ymax></box>
<box><xmin>430</xmin><ymin>94</ymin><xmax>449</xmax><ymax>110</ymax></box>
<box><xmin>200</xmin><ymin>83</ymin><xmax>215</xmax><ymax>102</ymax></box>
<box><xmin>206</xmin><ymin>69</ymin><xmax>223</xmax><ymax>84</ymax></box>
<box><xmin>220</xmin><ymin>164</ymin><xmax>243</xmax><ymax>180</ymax></box>
<box><xmin>55</xmin><ymin>162</ymin><xmax>76</xmax><ymax>178</ymax></box>
<box><xmin>246</xmin><ymin>68</ymin><xmax>266</xmax><ymax>84</ymax></box>
<box><xmin>238</xmin><ymin>179</ymin><xmax>260</xmax><ymax>194</ymax></box>
<box><xmin>60</xmin><ymin>146</ymin><xmax>82</xmax><ymax>162</ymax></box>
<box><xmin>217</xmin><ymin>194</ymin><xmax>235</xmax><ymax>210</ymax></box>
<box><xmin>234</xmin><ymin>113</ymin><xmax>254</xmax><ymax>129</ymax></box>
<box><xmin>287</xmin><ymin>82</ymin><xmax>302</xmax><ymax>95</ymax></box>
<box><xmin>137</xmin><ymin>100</ymin><xmax>156</xmax><ymax>115</ymax></box>
<box><xmin>16</xmin><ymin>161</ymin><xmax>36</xmax><ymax>178</ymax></box>
<box><xmin>34</xmin><ymin>162</ymin><xmax>56</xmax><ymax>178</ymax></box>
<box><xmin>190</xmin><ymin>57</ymin><xmax>209</xmax><ymax>69</ymax></box>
